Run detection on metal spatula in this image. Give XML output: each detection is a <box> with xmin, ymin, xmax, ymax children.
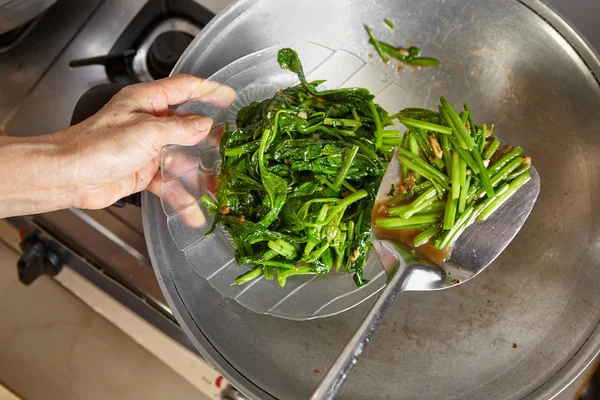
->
<box><xmin>311</xmin><ymin>147</ymin><xmax>540</xmax><ymax>400</ymax></box>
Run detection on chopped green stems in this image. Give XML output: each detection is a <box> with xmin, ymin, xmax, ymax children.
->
<box><xmin>381</xmin><ymin>138</ymin><xmax>402</xmax><ymax>147</ymax></box>
<box><xmin>478</xmin><ymin>172</ymin><xmax>531</xmax><ymax>221</ymax></box>
<box><xmin>384</xmin><ymin>18</ymin><xmax>395</xmax><ymax>29</ymax></box>
<box><xmin>388</xmin><ymin>200</ymin><xmax>445</xmax><ymax>217</ymax></box>
<box><xmin>464</xmin><ymin>103</ymin><xmax>477</xmax><ymax>138</ymax></box>
<box><xmin>489</xmin><ymin>124</ymin><xmax>495</xmax><ymax>141</ymax></box>
<box><xmin>478</xmin><ymin>124</ymin><xmax>487</xmax><ymax>155</ymax></box>
<box><xmin>398</xmin><ymin>155</ymin><xmax>452</xmax><ymax>190</ymax></box>
<box><xmin>398</xmin><ymin>186</ymin><xmax>436</xmax><ymax>210</ymax></box>
<box><xmin>342</xmin><ymin>180</ymin><xmax>357</xmax><ymax>193</ymax></box>
<box><xmin>474</xmin><ymin>184</ymin><xmax>509</xmax><ymax>217</ymax></box>
<box><xmin>398</xmin><ymin>148</ymin><xmax>451</xmax><ymax>188</ymax></box>
<box><xmin>235</xmin><ymin>267</ymin><xmax>262</xmax><ymax>285</ymax></box>
<box><xmin>398</xmin><ymin>118</ymin><xmax>453</xmax><ymax>135</ymax></box>
<box><xmin>483</xmin><ymin>139</ymin><xmax>500</xmax><ymax>160</ymax></box>
<box><xmin>458</xmin><ymin>175</ymin><xmax>471</xmax><ymax>214</ymax></box>
<box><xmin>304</xmin><ymin>190</ymin><xmax>368</xmax><ymax>227</ymax></box>
<box><xmin>408</xmin><ymin>132</ymin><xmax>420</xmax><ymax>156</ymax></box>
<box><xmin>451</xmin><ymin>150</ymin><xmax>461</xmax><ymax>199</ymax></box>
<box><xmin>443</xmin><ymin>196</ymin><xmax>458</xmax><ymax>230</ymax></box>
<box><xmin>400</xmin><ymin>133</ymin><xmax>410</xmax><ymax>181</ymax></box>
<box><xmin>437</xmin><ymin>206</ymin><xmax>475</xmax><ymax>249</ymax></box>
<box><xmin>487</xmin><ymin>147</ymin><xmax>524</xmax><ymax>176</ymax></box>
<box><xmin>430</xmin><ymin>179</ymin><xmax>445</xmax><ymax>199</ymax></box>
<box><xmin>298</xmin><ymin>198</ymin><xmax>339</xmax><ymax>217</ymax></box>
<box><xmin>458</xmin><ymin>158</ymin><xmax>466</xmax><ymax>186</ymax></box>
<box><xmin>401</xmin><ymin>131</ymin><xmax>410</xmax><ymax>149</ymax></box>
<box><xmin>401</xmin><ymin>197</ymin><xmax>441</xmax><ymax>218</ymax></box>
<box><xmin>413</xmin><ymin>226</ymin><xmax>442</xmax><ymax>247</ymax></box>
<box><xmin>333</xmin><ymin>145</ymin><xmax>359</xmax><ymax>189</ymax></box>
<box><xmin>440</xmin><ymin>96</ymin><xmax>476</xmax><ymax>150</ymax></box>
<box><xmin>277</xmin><ymin>266</ymin><xmax>317</xmax><ymax>287</ymax></box>
<box><xmin>490</xmin><ymin>157</ymin><xmax>525</xmax><ymax>187</ymax></box>
<box><xmin>373</xmin><ymin>41</ymin><xmax>440</xmax><ymax>67</ymax></box>
<box><xmin>446</xmin><ymin>136</ymin><xmax>479</xmax><ymax>174</ymax></box>
<box><xmin>440</xmin><ymin>133</ymin><xmax>453</xmax><ymax>175</ymax></box>
<box><xmin>263</xmin><ymin>267</ymin><xmax>274</xmax><ymax>280</ymax></box>
<box><xmin>388</xmin><ymin>181</ymin><xmax>433</xmax><ymax>205</ymax></box>
<box><xmin>374</xmin><ymin>98</ymin><xmax>532</xmax><ymax>256</ymax></box>
<box><xmin>253</xmin><ymin>260</ymin><xmax>297</xmax><ymax>269</ymax></box>
<box><xmin>508</xmin><ymin>163</ymin><xmax>531</xmax><ymax>180</ymax></box>
<box><xmin>471</xmin><ymin>147</ymin><xmax>494</xmax><ymax>197</ymax></box>
<box><xmin>406</xmin><ymin>57</ymin><xmax>440</xmax><ymax>67</ymax></box>
<box><xmin>324</xmin><ymin>118</ymin><xmax>363</xmax><ymax>129</ymax></box>
<box><xmin>375</xmin><ymin>214</ymin><xmax>441</xmax><ymax>229</ymax></box>
<box><xmin>407</xmin><ymin>133</ymin><xmax>421</xmax><ymax>180</ymax></box>
<box><xmin>382</xmin><ymin>130</ymin><xmax>401</xmax><ymax>137</ymax></box>
<box><xmin>409</xmin><ymin>127</ymin><xmax>441</xmax><ymax>168</ymax></box>
<box><xmin>351</xmin><ymin>108</ymin><xmax>359</xmax><ymax>121</ymax></box>
<box><xmin>366</xmin><ymin>26</ymin><xmax>389</xmax><ymax>63</ymax></box>
<box><xmin>369</xmin><ymin>100</ymin><xmax>384</xmax><ymax>148</ymax></box>
<box><xmin>373</xmin><ymin>41</ymin><xmax>405</xmax><ymax>60</ymax></box>
<box><xmin>440</xmin><ymin>107</ymin><xmax>466</xmax><ymax>149</ymax></box>
<box><xmin>268</xmin><ymin>239</ymin><xmax>297</xmax><ymax>258</ymax></box>
<box><xmin>302</xmin><ymin>242</ymin><xmax>330</xmax><ymax>263</ymax></box>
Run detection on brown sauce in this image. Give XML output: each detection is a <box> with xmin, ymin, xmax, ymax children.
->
<box><xmin>372</xmin><ymin>200</ymin><xmax>449</xmax><ymax>265</ymax></box>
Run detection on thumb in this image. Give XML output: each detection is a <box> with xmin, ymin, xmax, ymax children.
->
<box><xmin>154</xmin><ymin>115</ymin><xmax>214</xmax><ymax>147</ymax></box>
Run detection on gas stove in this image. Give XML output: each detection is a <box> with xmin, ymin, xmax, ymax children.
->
<box><xmin>0</xmin><ymin>0</ymin><xmax>243</xmax><ymax>398</ymax></box>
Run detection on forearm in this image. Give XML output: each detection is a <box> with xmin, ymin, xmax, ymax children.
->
<box><xmin>0</xmin><ymin>135</ymin><xmax>74</xmax><ymax>218</ymax></box>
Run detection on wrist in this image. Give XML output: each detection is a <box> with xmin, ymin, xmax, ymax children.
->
<box><xmin>0</xmin><ymin>134</ymin><xmax>76</xmax><ymax>217</ymax></box>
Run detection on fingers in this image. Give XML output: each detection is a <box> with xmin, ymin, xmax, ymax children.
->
<box><xmin>147</xmin><ymin>172</ymin><xmax>206</xmax><ymax>228</ymax></box>
<box><xmin>114</xmin><ymin>74</ymin><xmax>237</xmax><ymax>115</ymax></box>
<box><xmin>152</xmin><ymin>115</ymin><xmax>214</xmax><ymax>148</ymax></box>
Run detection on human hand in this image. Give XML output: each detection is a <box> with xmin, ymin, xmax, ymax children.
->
<box><xmin>52</xmin><ymin>74</ymin><xmax>236</xmax><ymax>210</ymax></box>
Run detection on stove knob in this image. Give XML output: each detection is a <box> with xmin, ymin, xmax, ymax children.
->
<box><xmin>17</xmin><ymin>234</ymin><xmax>68</xmax><ymax>285</ymax></box>
<box><xmin>220</xmin><ymin>384</ymin><xmax>248</xmax><ymax>400</ymax></box>
<box><xmin>146</xmin><ymin>31</ymin><xmax>193</xmax><ymax>80</ymax></box>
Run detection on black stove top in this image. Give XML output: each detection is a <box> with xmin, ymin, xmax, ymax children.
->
<box><xmin>69</xmin><ymin>0</ymin><xmax>214</xmax><ymax>84</ymax></box>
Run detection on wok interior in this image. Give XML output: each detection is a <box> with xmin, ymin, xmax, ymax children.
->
<box><xmin>149</xmin><ymin>0</ymin><xmax>600</xmax><ymax>399</ymax></box>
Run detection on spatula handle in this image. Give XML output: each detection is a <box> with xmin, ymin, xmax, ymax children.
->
<box><xmin>310</xmin><ymin>263</ymin><xmax>443</xmax><ymax>400</ymax></box>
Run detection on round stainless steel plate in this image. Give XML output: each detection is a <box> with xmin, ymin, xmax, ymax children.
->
<box><xmin>144</xmin><ymin>0</ymin><xmax>600</xmax><ymax>399</ymax></box>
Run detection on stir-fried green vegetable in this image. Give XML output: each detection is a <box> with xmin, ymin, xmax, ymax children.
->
<box><xmin>376</xmin><ymin>99</ymin><xmax>532</xmax><ymax>252</ymax></box>
<box><xmin>201</xmin><ymin>48</ymin><xmax>396</xmax><ymax>288</ymax></box>
<box><xmin>366</xmin><ymin>25</ymin><xmax>440</xmax><ymax>67</ymax></box>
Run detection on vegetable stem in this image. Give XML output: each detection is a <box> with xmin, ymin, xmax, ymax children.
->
<box><xmin>369</xmin><ymin>100</ymin><xmax>384</xmax><ymax>148</ymax></box>
<box><xmin>451</xmin><ymin>150</ymin><xmax>461</xmax><ymax>199</ymax></box>
<box><xmin>333</xmin><ymin>145</ymin><xmax>359</xmax><ymax>189</ymax></box>
<box><xmin>483</xmin><ymin>139</ymin><xmax>500</xmax><ymax>161</ymax></box>
<box><xmin>478</xmin><ymin>172</ymin><xmax>531</xmax><ymax>221</ymax></box>
<box><xmin>413</xmin><ymin>226</ymin><xmax>442</xmax><ymax>247</ymax></box>
<box><xmin>366</xmin><ymin>26</ymin><xmax>389</xmax><ymax>62</ymax></box>
<box><xmin>375</xmin><ymin>214</ymin><xmax>441</xmax><ymax>229</ymax></box>
<box><xmin>443</xmin><ymin>196</ymin><xmax>458</xmax><ymax>230</ymax></box>
<box><xmin>398</xmin><ymin>118</ymin><xmax>453</xmax><ymax>135</ymax></box>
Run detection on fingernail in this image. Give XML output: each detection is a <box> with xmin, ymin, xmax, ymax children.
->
<box><xmin>194</xmin><ymin>117</ymin><xmax>213</xmax><ymax>132</ymax></box>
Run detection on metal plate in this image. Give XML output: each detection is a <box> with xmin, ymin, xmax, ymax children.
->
<box><xmin>144</xmin><ymin>0</ymin><xmax>600</xmax><ymax>399</ymax></box>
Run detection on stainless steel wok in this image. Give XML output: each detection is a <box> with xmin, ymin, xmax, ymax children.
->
<box><xmin>143</xmin><ymin>0</ymin><xmax>600</xmax><ymax>399</ymax></box>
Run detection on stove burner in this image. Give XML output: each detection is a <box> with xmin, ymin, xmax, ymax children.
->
<box><xmin>147</xmin><ymin>31</ymin><xmax>194</xmax><ymax>80</ymax></box>
<box><xmin>131</xmin><ymin>18</ymin><xmax>200</xmax><ymax>82</ymax></box>
<box><xmin>67</xmin><ymin>0</ymin><xmax>213</xmax><ymax>84</ymax></box>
